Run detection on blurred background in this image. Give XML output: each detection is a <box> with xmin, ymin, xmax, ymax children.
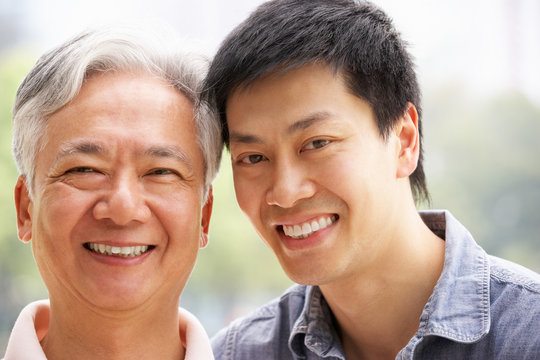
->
<box><xmin>1</xmin><ymin>0</ymin><xmax>539</xmax><ymax>352</ymax></box>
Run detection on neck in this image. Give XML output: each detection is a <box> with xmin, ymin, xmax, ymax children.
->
<box><xmin>321</xmin><ymin>208</ymin><xmax>445</xmax><ymax>360</ymax></box>
<box><xmin>41</xmin><ymin>296</ymin><xmax>185</xmax><ymax>360</ymax></box>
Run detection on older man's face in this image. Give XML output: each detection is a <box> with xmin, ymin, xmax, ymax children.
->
<box><xmin>15</xmin><ymin>71</ymin><xmax>212</xmax><ymax>310</ymax></box>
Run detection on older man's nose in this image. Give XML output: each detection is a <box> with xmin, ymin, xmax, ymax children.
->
<box><xmin>93</xmin><ymin>175</ymin><xmax>151</xmax><ymax>225</ymax></box>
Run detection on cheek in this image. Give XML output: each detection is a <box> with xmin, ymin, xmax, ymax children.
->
<box><xmin>30</xmin><ymin>190</ymin><xmax>91</xmax><ymax>287</ymax></box>
<box><xmin>34</xmin><ymin>187</ymin><xmax>94</xmax><ymax>244</ymax></box>
<box><xmin>153</xmin><ymin>193</ymin><xmax>203</xmax><ymax>241</ymax></box>
<box><xmin>233</xmin><ymin>176</ymin><xmax>259</xmax><ymax>218</ymax></box>
<box><xmin>310</xmin><ymin>153</ymin><xmax>360</xmax><ymax>195</ymax></box>
<box><xmin>155</xmin><ymin>197</ymin><xmax>202</xmax><ymax>283</ymax></box>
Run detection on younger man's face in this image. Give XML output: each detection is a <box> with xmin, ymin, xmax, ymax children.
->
<box><xmin>226</xmin><ymin>63</ymin><xmax>409</xmax><ymax>286</ymax></box>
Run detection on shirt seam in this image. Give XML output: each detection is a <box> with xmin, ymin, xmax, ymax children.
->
<box><xmin>224</xmin><ymin>321</ymin><xmax>239</xmax><ymax>360</ymax></box>
<box><xmin>417</xmin><ymin>246</ymin><xmax>491</xmax><ymax>343</ymax></box>
<box><xmin>490</xmin><ymin>271</ymin><xmax>540</xmax><ymax>294</ymax></box>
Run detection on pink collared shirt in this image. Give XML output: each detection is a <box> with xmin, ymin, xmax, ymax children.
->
<box><xmin>3</xmin><ymin>300</ymin><xmax>214</xmax><ymax>359</ymax></box>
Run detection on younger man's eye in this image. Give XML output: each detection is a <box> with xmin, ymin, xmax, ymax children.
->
<box><xmin>240</xmin><ymin>154</ymin><xmax>266</xmax><ymax>164</ymax></box>
<box><xmin>303</xmin><ymin>139</ymin><xmax>330</xmax><ymax>151</ymax></box>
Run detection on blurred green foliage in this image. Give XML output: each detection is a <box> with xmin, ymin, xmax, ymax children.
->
<box><xmin>0</xmin><ymin>48</ymin><xmax>538</xmax><ymax>352</ymax></box>
<box><xmin>0</xmin><ymin>48</ymin><xmax>50</xmax><ymax>353</ymax></box>
<box><xmin>423</xmin><ymin>84</ymin><xmax>540</xmax><ymax>270</ymax></box>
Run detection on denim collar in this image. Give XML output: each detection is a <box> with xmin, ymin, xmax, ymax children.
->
<box><xmin>289</xmin><ymin>286</ymin><xmax>344</xmax><ymax>358</ymax></box>
<box><xmin>288</xmin><ymin>210</ymin><xmax>491</xmax><ymax>358</ymax></box>
<box><xmin>417</xmin><ymin>210</ymin><xmax>490</xmax><ymax>343</ymax></box>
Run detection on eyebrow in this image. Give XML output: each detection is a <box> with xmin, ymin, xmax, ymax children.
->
<box><xmin>144</xmin><ymin>145</ymin><xmax>193</xmax><ymax>170</ymax></box>
<box><xmin>229</xmin><ymin>110</ymin><xmax>334</xmax><ymax>145</ymax></box>
<box><xmin>56</xmin><ymin>141</ymin><xmax>106</xmax><ymax>160</ymax></box>
<box><xmin>54</xmin><ymin>141</ymin><xmax>193</xmax><ymax>170</ymax></box>
<box><xmin>286</xmin><ymin>111</ymin><xmax>332</xmax><ymax>135</ymax></box>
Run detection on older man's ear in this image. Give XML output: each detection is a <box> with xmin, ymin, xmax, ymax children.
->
<box><xmin>199</xmin><ymin>186</ymin><xmax>213</xmax><ymax>249</ymax></box>
<box><xmin>14</xmin><ymin>176</ymin><xmax>33</xmax><ymax>243</ymax></box>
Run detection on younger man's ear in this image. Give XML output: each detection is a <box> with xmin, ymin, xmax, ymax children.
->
<box><xmin>395</xmin><ymin>102</ymin><xmax>420</xmax><ymax>179</ymax></box>
<box><xmin>199</xmin><ymin>186</ymin><xmax>214</xmax><ymax>249</ymax></box>
<box><xmin>14</xmin><ymin>176</ymin><xmax>33</xmax><ymax>243</ymax></box>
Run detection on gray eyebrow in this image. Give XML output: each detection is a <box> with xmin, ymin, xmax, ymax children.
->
<box><xmin>54</xmin><ymin>141</ymin><xmax>193</xmax><ymax>170</ymax></box>
<box><xmin>229</xmin><ymin>111</ymin><xmax>334</xmax><ymax>145</ymax></box>
<box><xmin>56</xmin><ymin>141</ymin><xmax>106</xmax><ymax>160</ymax></box>
<box><xmin>144</xmin><ymin>145</ymin><xmax>193</xmax><ymax>170</ymax></box>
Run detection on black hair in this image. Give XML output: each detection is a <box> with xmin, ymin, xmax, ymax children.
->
<box><xmin>203</xmin><ymin>0</ymin><xmax>429</xmax><ymax>203</ymax></box>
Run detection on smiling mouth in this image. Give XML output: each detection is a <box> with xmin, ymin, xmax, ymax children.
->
<box><xmin>84</xmin><ymin>243</ymin><xmax>154</xmax><ymax>258</ymax></box>
<box><xmin>281</xmin><ymin>215</ymin><xmax>338</xmax><ymax>239</ymax></box>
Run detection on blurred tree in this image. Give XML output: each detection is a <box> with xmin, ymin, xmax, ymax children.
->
<box><xmin>424</xmin><ymin>85</ymin><xmax>540</xmax><ymax>271</ymax></box>
<box><xmin>0</xmin><ymin>48</ymin><xmax>48</xmax><ymax>353</ymax></box>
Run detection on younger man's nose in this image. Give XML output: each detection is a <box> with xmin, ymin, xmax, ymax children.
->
<box><xmin>265</xmin><ymin>160</ymin><xmax>315</xmax><ymax>208</ymax></box>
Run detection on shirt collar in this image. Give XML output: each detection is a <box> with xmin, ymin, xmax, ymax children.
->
<box><xmin>4</xmin><ymin>300</ymin><xmax>213</xmax><ymax>360</ymax></box>
<box><xmin>289</xmin><ymin>286</ymin><xmax>344</xmax><ymax>358</ymax></box>
<box><xmin>3</xmin><ymin>299</ymin><xmax>49</xmax><ymax>360</ymax></box>
<box><xmin>418</xmin><ymin>210</ymin><xmax>491</xmax><ymax>343</ymax></box>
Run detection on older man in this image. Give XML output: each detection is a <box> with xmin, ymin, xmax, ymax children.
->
<box><xmin>4</xmin><ymin>27</ymin><xmax>221</xmax><ymax>360</ymax></box>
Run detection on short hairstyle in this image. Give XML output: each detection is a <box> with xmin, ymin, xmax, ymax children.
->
<box><xmin>13</xmin><ymin>25</ymin><xmax>222</xmax><ymax>198</ymax></box>
<box><xmin>203</xmin><ymin>0</ymin><xmax>428</xmax><ymax>202</ymax></box>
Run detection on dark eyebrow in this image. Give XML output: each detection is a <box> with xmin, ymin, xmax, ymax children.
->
<box><xmin>286</xmin><ymin>111</ymin><xmax>333</xmax><ymax>135</ymax></box>
<box><xmin>229</xmin><ymin>133</ymin><xmax>263</xmax><ymax>145</ymax></box>
<box><xmin>229</xmin><ymin>111</ymin><xmax>334</xmax><ymax>145</ymax></box>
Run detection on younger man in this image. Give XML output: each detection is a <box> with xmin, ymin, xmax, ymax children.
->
<box><xmin>204</xmin><ymin>0</ymin><xmax>540</xmax><ymax>359</ymax></box>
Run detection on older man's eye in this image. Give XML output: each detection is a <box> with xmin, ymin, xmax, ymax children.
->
<box><xmin>147</xmin><ymin>168</ymin><xmax>184</xmax><ymax>180</ymax></box>
<box><xmin>68</xmin><ymin>167</ymin><xmax>95</xmax><ymax>173</ymax></box>
<box><xmin>151</xmin><ymin>169</ymin><xmax>173</xmax><ymax>175</ymax></box>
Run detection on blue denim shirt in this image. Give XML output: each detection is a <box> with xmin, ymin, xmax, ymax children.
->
<box><xmin>212</xmin><ymin>210</ymin><xmax>540</xmax><ymax>359</ymax></box>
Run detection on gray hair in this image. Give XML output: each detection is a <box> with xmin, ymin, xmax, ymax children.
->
<box><xmin>12</xmin><ymin>25</ymin><xmax>222</xmax><ymax>198</ymax></box>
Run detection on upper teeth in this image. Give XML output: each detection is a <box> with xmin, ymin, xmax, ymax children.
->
<box><xmin>282</xmin><ymin>215</ymin><xmax>337</xmax><ymax>239</ymax></box>
<box><xmin>86</xmin><ymin>243</ymin><xmax>150</xmax><ymax>258</ymax></box>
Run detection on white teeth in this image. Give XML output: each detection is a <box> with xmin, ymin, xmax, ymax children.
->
<box><xmin>293</xmin><ymin>225</ymin><xmax>302</xmax><ymax>237</ymax></box>
<box><xmin>282</xmin><ymin>215</ymin><xmax>337</xmax><ymax>239</ymax></box>
<box><xmin>86</xmin><ymin>243</ymin><xmax>150</xmax><ymax>258</ymax></box>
